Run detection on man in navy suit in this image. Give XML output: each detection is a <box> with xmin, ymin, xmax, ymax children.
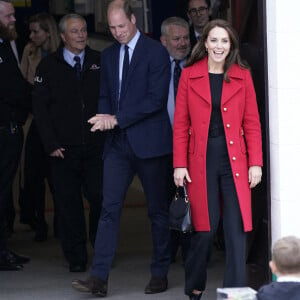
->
<box><xmin>72</xmin><ymin>0</ymin><xmax>172</xmax><ymax>297</ymax></box>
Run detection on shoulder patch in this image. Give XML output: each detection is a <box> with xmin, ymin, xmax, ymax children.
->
<box><xmin>34</xmin><ymin>76</ymin><xmax>43</xmax><ymax>83</ymax></box>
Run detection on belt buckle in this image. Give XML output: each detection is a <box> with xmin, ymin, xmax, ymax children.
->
<box><xmin>10</xmin><ymin>121</ymin><xmax>18</xmax><ymax>135</ymax></box>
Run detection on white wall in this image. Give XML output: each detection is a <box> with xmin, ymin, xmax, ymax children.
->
<box><xmin>266</xmin><ymin>0</ymin><xmax>300</xmax><ymax>244</ymax></box>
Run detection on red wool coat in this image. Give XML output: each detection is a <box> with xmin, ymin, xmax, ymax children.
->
<box><xmin>173</xmin><ymin>58</ymin><xmax>263</xmax><ymax>232</ymax></box>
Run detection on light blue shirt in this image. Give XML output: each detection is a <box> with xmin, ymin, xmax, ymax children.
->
<box><xmin>63</xmin><ymin>48</ymin><xmax>85</xmax><ymax>68</ymax></box>
<box><xmin>167</xmin><ymin>57</ymin><xmax>185</xmax><ymax>126</ymax></box>
<box><xmin>118</xmin><ymin>30</ymin><xmax>140</xmax><ymax>96</ymax></box>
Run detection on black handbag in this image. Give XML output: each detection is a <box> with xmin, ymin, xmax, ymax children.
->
<box><xmin>169</xmin><ymin>184</ymin><xmax>193</xmax><ymax>233</ymax></box>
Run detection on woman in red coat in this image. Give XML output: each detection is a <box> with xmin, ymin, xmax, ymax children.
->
<box><xmin>173</xmin><ymin>19</ymin><xmax>263</xmax><ymax>299</ymax></box>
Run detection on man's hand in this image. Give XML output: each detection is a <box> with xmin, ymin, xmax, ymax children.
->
<box><xmin>88</xmin><ymin>114</ymin><xmax>118</xmax><ymax>131</ymax></box>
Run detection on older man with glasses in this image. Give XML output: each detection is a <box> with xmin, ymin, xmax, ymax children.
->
<box><xmin>187</xmin><ymin>0</ymin><xmax>211</xmax><ymax>49</ymax></box>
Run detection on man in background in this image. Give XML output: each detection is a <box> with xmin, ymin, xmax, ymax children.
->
<box><xmin>187</xmin><ymin>0</ymin><xmax>211</xmax><ymax>49</ymax></box>
<box><xmin>33</xmin><ymin>13</ymin><xmax>105</xmax><ymax>273</ymax></box>
<box><xmin>0</xmin><ymin>0</ymin><xmax>31</xmax><ymax>271</ymax></box>
<box><xmin>160</xmin><ymin>16</ymin><xmax>191</xmax><ymax>263</ymax></box>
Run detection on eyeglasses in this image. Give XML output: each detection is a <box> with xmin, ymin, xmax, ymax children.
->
<box><xmin>188</xmin><ymin>7</ymin><xmax>208</xmax><ymax>16</ymax></box>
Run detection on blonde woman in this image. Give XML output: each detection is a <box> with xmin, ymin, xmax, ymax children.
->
<box><xmin>21</xmin><ymin>12</ymin><xmax>60</xmax><ymax>83</ymax></box>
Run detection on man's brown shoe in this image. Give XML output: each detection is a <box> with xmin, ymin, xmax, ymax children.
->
<box><xmin>72</xmin><ymin>276</ymin><xmax>107</xmax><ymax>297</ymax></box>
<box><xmin>144</xmin><ymin>276</ymin><xmax>168</xmax><ymax>294</ymax></box>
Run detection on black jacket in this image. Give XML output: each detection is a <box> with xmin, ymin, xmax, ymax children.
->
<box><xmin>32</xmin><ymin>46</ymin><xmax>104</xmax><ymax>154</ymax></box>
<box><xmin>257</xmin><ymin>281</ymin><xmax>300</xmax><ymax>300</ymax></box>
<box><xmin>189</xmin><ymin>25</ymin><xmax>198</xmax><ymax>50</ymax></box>
<box><xmin>0</xmin><ymin>40</ymin><xmax>31</xmax><ymax>125</ymax></box>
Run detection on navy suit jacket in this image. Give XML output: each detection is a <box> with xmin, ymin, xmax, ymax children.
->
<box><xmin>98</xmin><ymin>33</ymin><xmax>173</xmax><ymax>159</ymax></box>
<box><xmin>257</xmin><ymin>281</ymin><xmax>300</xmax><ymax>300</ymax></box>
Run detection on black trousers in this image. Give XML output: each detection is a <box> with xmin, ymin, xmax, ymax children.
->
<box><xmin>185</xmin><ymin>136</ymin><xmax>246</xmax><ymax>295</ymax></box>
<box><xmin>50</xmin><ymin>142</ymin><xmax>104</xmax><ymax>266</ymax></box>
<box><xmin>19</xmin><ymin>120</ymin><xmax>54</xmax><ymax>226</ymax></box>
<box><xmin>0</xmin><ymin>125</ymin><xmax>23</xmax><ymax>249</ymax></box>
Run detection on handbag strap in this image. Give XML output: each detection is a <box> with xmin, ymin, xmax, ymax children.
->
<box><xmin>175</xmin><ymin>184</ymin><xmax>189</xmax><ymax>203</ymax></box>
<box><xmin>182</xmin><ymin>184</ymin><xmax>188</xmax><ymax>197</ymax></box>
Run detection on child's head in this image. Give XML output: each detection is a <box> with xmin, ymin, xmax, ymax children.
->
<box><xmin>270</xmin><ymin>236</ymin><xmax>300</xmax><ymax>276</ymax></box>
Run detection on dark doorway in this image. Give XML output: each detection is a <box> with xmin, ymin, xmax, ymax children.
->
<box><xmin>231</xmin><ymin>0</ymin><xmax>271</xmax><ymax>289</ymax></box>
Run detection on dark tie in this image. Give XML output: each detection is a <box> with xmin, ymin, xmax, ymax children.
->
<box><xmin>173</xmin><ymin>59</ymin><xmax>182</xmax><ymax>98</ymax></box>
<box><xmin>121</xmin><ymin>45</ymin><xmax>129</xmax><ymax>93</ymax></box>
<box><xmin>73</xmin><ymin>55</ymin><xmax>81</xmax><ymax>79</ymax></box>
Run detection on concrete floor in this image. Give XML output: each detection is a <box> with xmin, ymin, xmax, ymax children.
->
<box><xmin>1</xmin><ymin>186</ymin><xmax>226</xmax><ymax>300</ymax></box>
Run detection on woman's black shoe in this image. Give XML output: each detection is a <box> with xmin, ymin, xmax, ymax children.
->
<box><xmin>189</xmin><ymin>292</ymin><xmax>202</xmax><ymax>299</ymax></box>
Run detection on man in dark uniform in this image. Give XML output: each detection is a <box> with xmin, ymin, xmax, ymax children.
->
<box><xmin>33</xmin><ymin>13</ymin><xmax>105</xmax><ymax>273</ymax></box>
<box><xmin>0</xmin><ymin>0</ymin><xmax>31</xmax><ymax>271</ymax></box>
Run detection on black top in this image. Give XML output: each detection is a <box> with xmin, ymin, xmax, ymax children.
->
<box><xmin>0</xmin><ymin>40</ymin><xmax>31</xmax><ymax>125</ymax></box>
<box><xmin>208</xmin><ymin>73</ymin><xmax>224</xmax><ymax>137</ymax></box>
<box><xmin>32</xmin><ymin>46</ymin><xmax>105</xmax><ymax>154</ymax></box>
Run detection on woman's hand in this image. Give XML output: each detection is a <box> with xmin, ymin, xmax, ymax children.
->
<box><xmin>248</xmin><ymin>166</ymin><xmax>262</xmax><ymax>188</ymax></box>
<box><xmin>174</xmin><ymin>167</ymin><xmax>191</xmax><ymax>187</ymax></box>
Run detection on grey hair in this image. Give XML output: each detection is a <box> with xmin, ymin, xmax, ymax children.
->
<box><xmin>161</xmin><ymin>16</ymin><xmax>189</xmax><ymax>37</ymax></box>
<box><xmin>58</xmin><ymin>13</ymin><xmax>86</xmax><ymax>34</ymax></box>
